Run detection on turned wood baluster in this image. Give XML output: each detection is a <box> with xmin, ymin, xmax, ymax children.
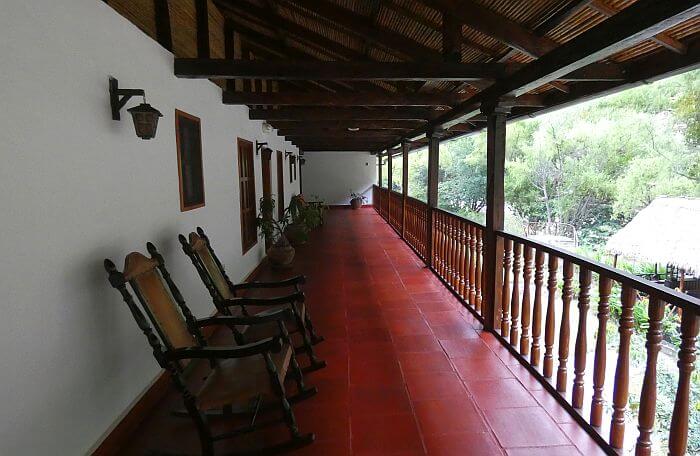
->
<box><xmin>609</xmin><ymin>285</ymin><xmax>636</xmax><ymax>449</ymax></box>
<box><xmin>463</xmin><ymin>224</ymin><xmax>470</xmax><ymax>298</ymax></box>
<box><xmin>591</xmin><ymin>276</ymin><xmax>612</xmax><ymax>426</ymax></box>
<box><xmin>510</xmin><ymin>243</ymin><xmax>522</xmax><ymax>346</ymax></box>
<box><xmin>441</xmin><ymin>214</ymin><xmax>448</xmax><ymax>278</ymax></box>
<box><xmin>530</xmin><ymin>250</ymin><xmax>545</xmax><ymax>366</ymax></box>
<box><xmin>436</xmin><ymin>213</ymin><xmax>443</xmax><ymax>274</ymax></box>
<box><xmin>572</xmin><ymin>268</ymin><xmax>592</xmax><ymax>409</ymax></box>
<box><xmin>444</xmin><ymin>216</ymin><xmax>451</xmax><ymax>283</ymax></box>
<box><xmin>635</xmin><ymin>297</ymin><xmax>665</xmax><ymax>456</ymax></box>
<box><xmin>449</xmin><ymin>219</ymin><xmax>457</xmax><ymax>288</ymax></box>
<box><xmin>469</xmin><ymin>225</ymin><xmax>477</xmax><ymax>307</ymax></box>
<box><xmin>543</xmin><ymin>254</ymin><xmax>558</xmax><ymax>378</ymax></box>
<box><xmin>476</xmin><ymin>229</ymin><xmax>483</xmax><ymax>313</ymax></box>
<box><xmin>520</xmin><ymin>246</ymin><xmax>533</xmax><ymax>356</ymax></box>
<box><xmin>458</xmin><ymin>221</ymin><xmax>466</xmax><ymax>297</ymax></box>
<box><xmin>668</xmin><ymin>309</ymin><xmax>699</xmax><ymax>456</ymax></box>
<box><xmin>556</xmin><ymin>261</ymin><xmax>574</xmax><ymax>392</ymax></box>
<box><xmin>501</xmin><ymin>239</ymin><xmax>513</xmax><ymax>336</ymax></box>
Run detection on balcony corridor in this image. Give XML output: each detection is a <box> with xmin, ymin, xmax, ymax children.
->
<box><xmin>120</xmin><ymin>208</ymin><xmax>605</xmax><ymax>456</ymax></box>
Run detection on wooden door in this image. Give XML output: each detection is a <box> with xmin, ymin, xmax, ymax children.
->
<box><xmin>237</xmin><ymin>138</ymin><xmax>257</xmax><ymax>253</ymax></box>
<box><xmin>277</xmin><ymin>151</ymin><xmax>284</xmax><ymax>220</ymax></box>
<box><xmin>262</xmin><ymin>150</ymin><xmax>272</xmax><ymax>248</ymax></box>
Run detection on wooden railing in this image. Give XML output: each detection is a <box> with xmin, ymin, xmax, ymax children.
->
<box><xmin>403</xmin><ymin>196</ymin><xmax>429</xmax><ymax>259</ymax></box>
<box><xmin>432</xmin><ymin>209</ymin><xmax>485</xmax><ymax>316</ymax></box>
<box><xmin>494</xmin><ymin>231</ymin><xmax>699</xmax><ymax>455</ymax></box>
<box><xmin>377</xmin><ymin>186</ymin><xmax>389</xmax><ymax>220</ymax></box>
<box><xmin>389</xmin><ymin>191</ymin><xmax>403</xmax><ymax>233</ymax></box>
<box><xmin>370</xmin><ymin>185</ymin><xmax>700</xmax><ymax>455</ymax></box>
<box><xmin>372</xmin><ymin>185</ymin><xmax>380</xmax><ymax>213</ymax></box>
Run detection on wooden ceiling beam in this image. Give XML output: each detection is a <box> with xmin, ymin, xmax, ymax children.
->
<box><xmin>175</xmin><ymin>59</ymin><xmax>510</xmax><ymax>80</ymax></box>
<box><xmin>175</xmin><ymin>59</ymin><xmax>625</xmax><ymax>81</ymax></box>
<box><xmin>249</xmin><ymin>107</ymin><xmax>437</xmax><ymax>121</ymax></box>
<box><xmin>378</xmin><ymin>0</ymin><xmax>700</xmax><ymax>149</ymax></box>
<box><xmin>269</xmin><ymin>120</ymin><xmax>426</xmax><ymax>130</ymax></box>
<box><xmin>225</xmin><ymin>91</ymin><xmax>466</xmax><ymax>106</ymax></box>
<box><xmin>279</xmin><ymin>130</ymin><xmax>410</xmax><ymax>137</ymax></box>
<box><xmin>420</xmin><ymin>0</ymin><xmax>559</xmax><ymax>58</ymax></box>
<box><xmin>588</xmin><ymin>0</ymin><xmax>688</xmax><ymax>54</ymax></box>
<box><xmin>289</xmin><ymin>0</ymin><xmax>443</xmax><ymax>62</ymax></box>
<box><xmin>300</xmin><ymin>146</ymin><xmax>376</xmax><ymax>151</ymax></box>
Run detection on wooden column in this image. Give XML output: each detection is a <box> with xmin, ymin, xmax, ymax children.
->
<box><xmin>481</xmin><ymin>103</ymin><xmax>509</xmax><ymax>331</ymax></box>
<box><xmin>401</xmin><ymin>140</ymin><xmax>409</xmax><ymax>239</ymax></box>
<box><xmin>387</xmin><ymin>150</ymin><xmax>393</xmax><ymax>221</ymax></box>
<box><xmin>426</xmin><ymin>128</ymin><xmax>443</xmax><ymax>268</ymax></box>
<box><xmin>195</xmin><ymin>0</ymin><xmax>210</xmax><ymax>58</ymax></box>
<box><xmin>378</xmin><ymin>153</ymin><xmax>383</xmax><ymax>187</ymax></box>
<box><xmin>154</xmin><ymin>0</ymin><xmax>173</xmax><ymax>51</ymax></box>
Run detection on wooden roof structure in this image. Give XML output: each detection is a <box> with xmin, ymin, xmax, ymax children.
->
<box><xmin>107</xmin><ymin>0</ymin><xmax>700</xmax><ymax>153</ymax></box>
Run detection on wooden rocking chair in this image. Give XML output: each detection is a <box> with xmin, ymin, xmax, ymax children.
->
<box><xmin>179</xmin><ymin>227</ymin><xmax>326</xmax><ymax>372</ymax></box>
<box><xmin>104</xmin><ymin>244</ymin><xmax>315</xmax><ymax>455</ymax></box>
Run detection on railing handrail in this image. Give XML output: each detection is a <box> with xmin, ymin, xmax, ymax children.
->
<box><xmin>434</xmin><ymin>207</ymin><xmax>487</xmax><ymax>230</ymax></box>
<box><xmin>389</xmin><ymin>189</ymin><xmax>402</xmax><ymax>197</ymax></box>
<box><xmin>405</xmin><ymin>195</ymin><xmax>428</xmax><ymax>206</ymax></box>
<box><xmin>498</xmin><ymin>230</ymin><xmax>700</xmax><ymax>312</ymax></box>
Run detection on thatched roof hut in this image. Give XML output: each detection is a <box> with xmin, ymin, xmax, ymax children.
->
<box><xmin>606</xmin><ymin>197</ymin><xmax>700</xmax><ymax>272</ymax></box>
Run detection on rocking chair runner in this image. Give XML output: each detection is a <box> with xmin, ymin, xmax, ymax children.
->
<box><xmin>104</xmin><ymin>245</ymin><xmax>315</xmax><ymax>455</ymax></box>
<box><xmin>179</xmin><ymin>227</ymin><xmax>326</xmax><ymax>371</ymax></box>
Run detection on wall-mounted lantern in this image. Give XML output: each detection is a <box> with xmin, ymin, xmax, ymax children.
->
<box><xmin>256</xmin><ymin>141</ymin><xmax>273</xmax><ymax>160</ymax></box>
<box><xmin>109</xmin><ymin>77</ymin><xmax>162</xmax><ymax>140</ymax></box>
<box><xmin>299</xmin><ymin>157</ymin><xmax>306</xmax><ymax>165</ymax></box>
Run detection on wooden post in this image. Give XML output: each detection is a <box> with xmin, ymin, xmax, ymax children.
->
<box><xmin>387</xmin><ymin>150</ymin><xmax>393</xmax><ymax>224</ymax></box>
<box><xmin>378</xmin><ymin>153</ymin><xmax>383</xmax><ymax>187</ymax></box>
<box><xmin>401</xmin><ymin>140</ymin><xmax>409</xmax><ymax>239</ymax></box>
<box><xmin>481</xmin><ymin>103</ymin><xmax>509</xmax><ymax>331</ymax></box>
<box><xmin>195</xmin><ymin>0</ymin><xmax>210</xmax><ymax>59</ymax></box>
<box><xmin>426</xmin><ymin>128</ymin><xmax>443</xmax><ymax>268</ymax></box>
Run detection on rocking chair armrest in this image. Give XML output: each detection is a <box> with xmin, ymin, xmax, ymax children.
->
<box><xmin>224</xmin><ymin>292</ymin><xmax>305</xmax><ymax>308</ymax></box>
<box><xmin>231</xmin><ymin>275</ymin><xmax>306</xmax><ymax>291</ymax></box>
<box><xmin>165</xmin><ymin>337</ymin><xmax>282</xmax><ymax>361</ymax></box>
<box><xmin>195</xmin><ymin>308</ymin><xmax>293</xmax><ymax>327</ymax></box>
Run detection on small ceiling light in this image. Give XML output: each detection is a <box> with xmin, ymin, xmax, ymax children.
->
<box><xmin>109</xmin><ymin>77</ymin><xmax>162</xmax><ymax>140</ymax></box>
<box><xmin>299</xmin><ymin>157</ymin><xmax>306</xmax><ymax>165</ymax></box>
<box><xmin>261</xmin><ymin>121</ymin><xmax>274</xmax><ymax>133</ymax></box>
<box><xmin>285</xmin><ymin>150</ymin><xmax>294</xmax><ymax>159</ymax></box>
<box><xmin>347</xmin><ymin>127</ymin><xmax>360</xmax><ymax>132</ymax></box>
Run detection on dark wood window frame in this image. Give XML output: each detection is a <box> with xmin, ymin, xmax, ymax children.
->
<box><xmin>237</xmin><ymin>138</ymin><xmax>257</xmax><ymax>254</ymax></box>
<box><xmin>175</xmin><ymin>109</ymin><xmax>205</xmax><ymax>212</ymax></box>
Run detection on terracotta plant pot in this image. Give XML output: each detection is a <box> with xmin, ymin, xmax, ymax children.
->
<box><xmin>350</xmin><ymin>197</ymin><xmax>363</xmax><ymax>209</ymax></box>
<box><xmin>267</xmin><ymin>243</ymin><xmax>295</xmax><ymax>268</ymax></box>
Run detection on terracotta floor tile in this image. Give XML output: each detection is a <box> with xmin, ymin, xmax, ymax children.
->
<box><xmin>350</xmin><ymin>359</ymin><xmax>404</xmax><ymax>386</ymax></box>
<box><xmin>468</xmin><ymin>378</ymin><xmax>538</xmax><ymax>409</ymax></box>
<box><xmin>424</xmin><ymin>432</ymin><xmax>505</xmax><ymax>456</ymax></box>
<box><xmin>507</xmin><ymin>363</ymin><xmax>547</xmax><ymax>391</ymax></box>
<box><xmin>431</xmin><ymin>323</ymin><xmax>481</xmax><ymax>340</ymax></box>
<box><xmin>529</xmin><ymin>389</ymin><xmax>577</xmax><ymax>424</ymax></box>
<box><xmin>388</xmin><ymin>318</ymin><xmax>433</xmax><ymax>336</ymax></box>
<box><xmin>506</xmin><ymin>446</ymin><xmax>581</xmax><ymax>455</ymax></box>
<box><xmin>484</xmin><ymin>407</ymin><xmax>571</xmax><ymax>448</ymax></box>
<box><xmin>393</xmin><ymin>335</ymin><xmax>443</xmax><ymax>353</ymax></box>
<box><xmin>398</xmin><ymin>352</ymin><xmax>454</xmax><ymax>374</ymax></box>
<box><xmin>413</xmin><ymin>397</ymin><xmax>488</xmax><ymax>435</ymax></box>
<box><xmin>286</xmin><ymin>439</ymin><xmax>351</xmax><ymax>456</ymax></box>
<box><xmin>452</xmin><ymin>353</ymin><xmax>513</xmax><ymax>382</ymax></box>
<box><xmin>405</xmin><ymin>371</ymin><xmax>468</xmax><ymax>401</ymax></box>
<box><xmin>557</xmin><ymin>423</ymin><xmax>607</xmax><ymax>456</ymax></box>
<box><xmin>351</xmin><ymin>412</ymin><xmax>424</xmax><ymax>454</ymax></box>
<box><xmin>422</xmin><ymin>311</ymin><xmax>466</xmax><ymax>327</ymax></box>
<box><xmin>439</xmin><ymin>338</ymin><xmax>493</xmax><ymax>359</ymax></box>
<box><xmin>349</xmin><ymin>385</ymin><xmax>413</xmax><ymax>416</ymax></box>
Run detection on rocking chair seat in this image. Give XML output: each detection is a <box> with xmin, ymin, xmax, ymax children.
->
<box><xmin>197</xmin><ymin>343</ymin><xmax>293</xmax><ymax>410</ymax></box>
<box><xmin>239</xmin><ymin>302</ymin><xmax>306</xmax><ymax>337</ymax></box>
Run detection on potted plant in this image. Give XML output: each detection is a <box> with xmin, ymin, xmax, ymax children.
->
<box><xmin>284</xmin><ymin>194</ymin><xmax>322</xmax><ymax>245</ymax></box>
<box><xmin>350</xmin><ymin>192</ymin><xmax>367</xmax><ymax>209</ymax></box>
<box><xmin>256</xmin><ymin>197</ymin><xmax>295</xmax><ymax>268</ymax></box>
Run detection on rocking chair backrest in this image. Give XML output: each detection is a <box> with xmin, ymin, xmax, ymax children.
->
<box><xmin>123</xmin><ymin>250</ymin><xmax>196</xmax><ymax>350</ymax></box>
<box><xmin>187</xmin><ymin>232</ymin><xmax>235</xmax><ymax>302</ymax></box>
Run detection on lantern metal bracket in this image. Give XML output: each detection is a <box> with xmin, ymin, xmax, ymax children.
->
<box><xmin>284</xmin><ymin>150</ymin><xmax>294</xmax><ymax>159</ymax></box>
<box><xmin>110</xmin><ymin>77</ymin><xmax>145</xmax><ymax>121</ymax></box>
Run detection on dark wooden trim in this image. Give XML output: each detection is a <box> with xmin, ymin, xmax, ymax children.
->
<box><xmin>153</xmin><ymin>0</ymin><xmax>172</xmax><ymax>51</ymax></box>
<box><xmin>195</xmin><ymin>0</ymin><xmax>210</xmax><ymax>58</ymax></box>
<box><xmin>224</xmin><ymin>19</ymin><xmax>236</xmax><ymax>93</ymax></box>
<box><xmin>270</xmin><ymin>120</ymin><xmax>426</xmax><ymax>130</ymax></box>
<box><xmin>224</xmin><ymin>91</ymin><xmax>466</xmax><ymax>107</ymax></box>
<box><xmin>175</xmin><ymin>59</ymin><xmax>509</xmax><ymax>80</ymax></box>
<box><xmin>175</xmin><ymin>110</ymin><xmax>205</xmax><ymax>212</ymax></box>
<box><xmin>425</xmin><ymin>130</ymin><xmax>441</xmax><ymax>267</ymax></box>
<box><xmin>401</xmin><ymin>140</ymin><xmax>409</xmax><ymax>239</ymax></box>
<box><xmin>249</xmin><ymin>107</ymin><xmax>436</xmax><ymax>121</ymax></box>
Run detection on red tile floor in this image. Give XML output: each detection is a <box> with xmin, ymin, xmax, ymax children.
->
<box><xmin>119</xmin><ymin>208</ymin><xmax>606</xmax><ymax>455</ymax></box>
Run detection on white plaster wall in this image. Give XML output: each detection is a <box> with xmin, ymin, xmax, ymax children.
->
<box><xmin>0</xmin><ymin>1</ymin><xmax>299</xmax><ymax>454</ymax></box>
<box><xmin>302</xmin><ymin>152</ymin><xmax>377</xmax><ymax>205</ymax></box>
